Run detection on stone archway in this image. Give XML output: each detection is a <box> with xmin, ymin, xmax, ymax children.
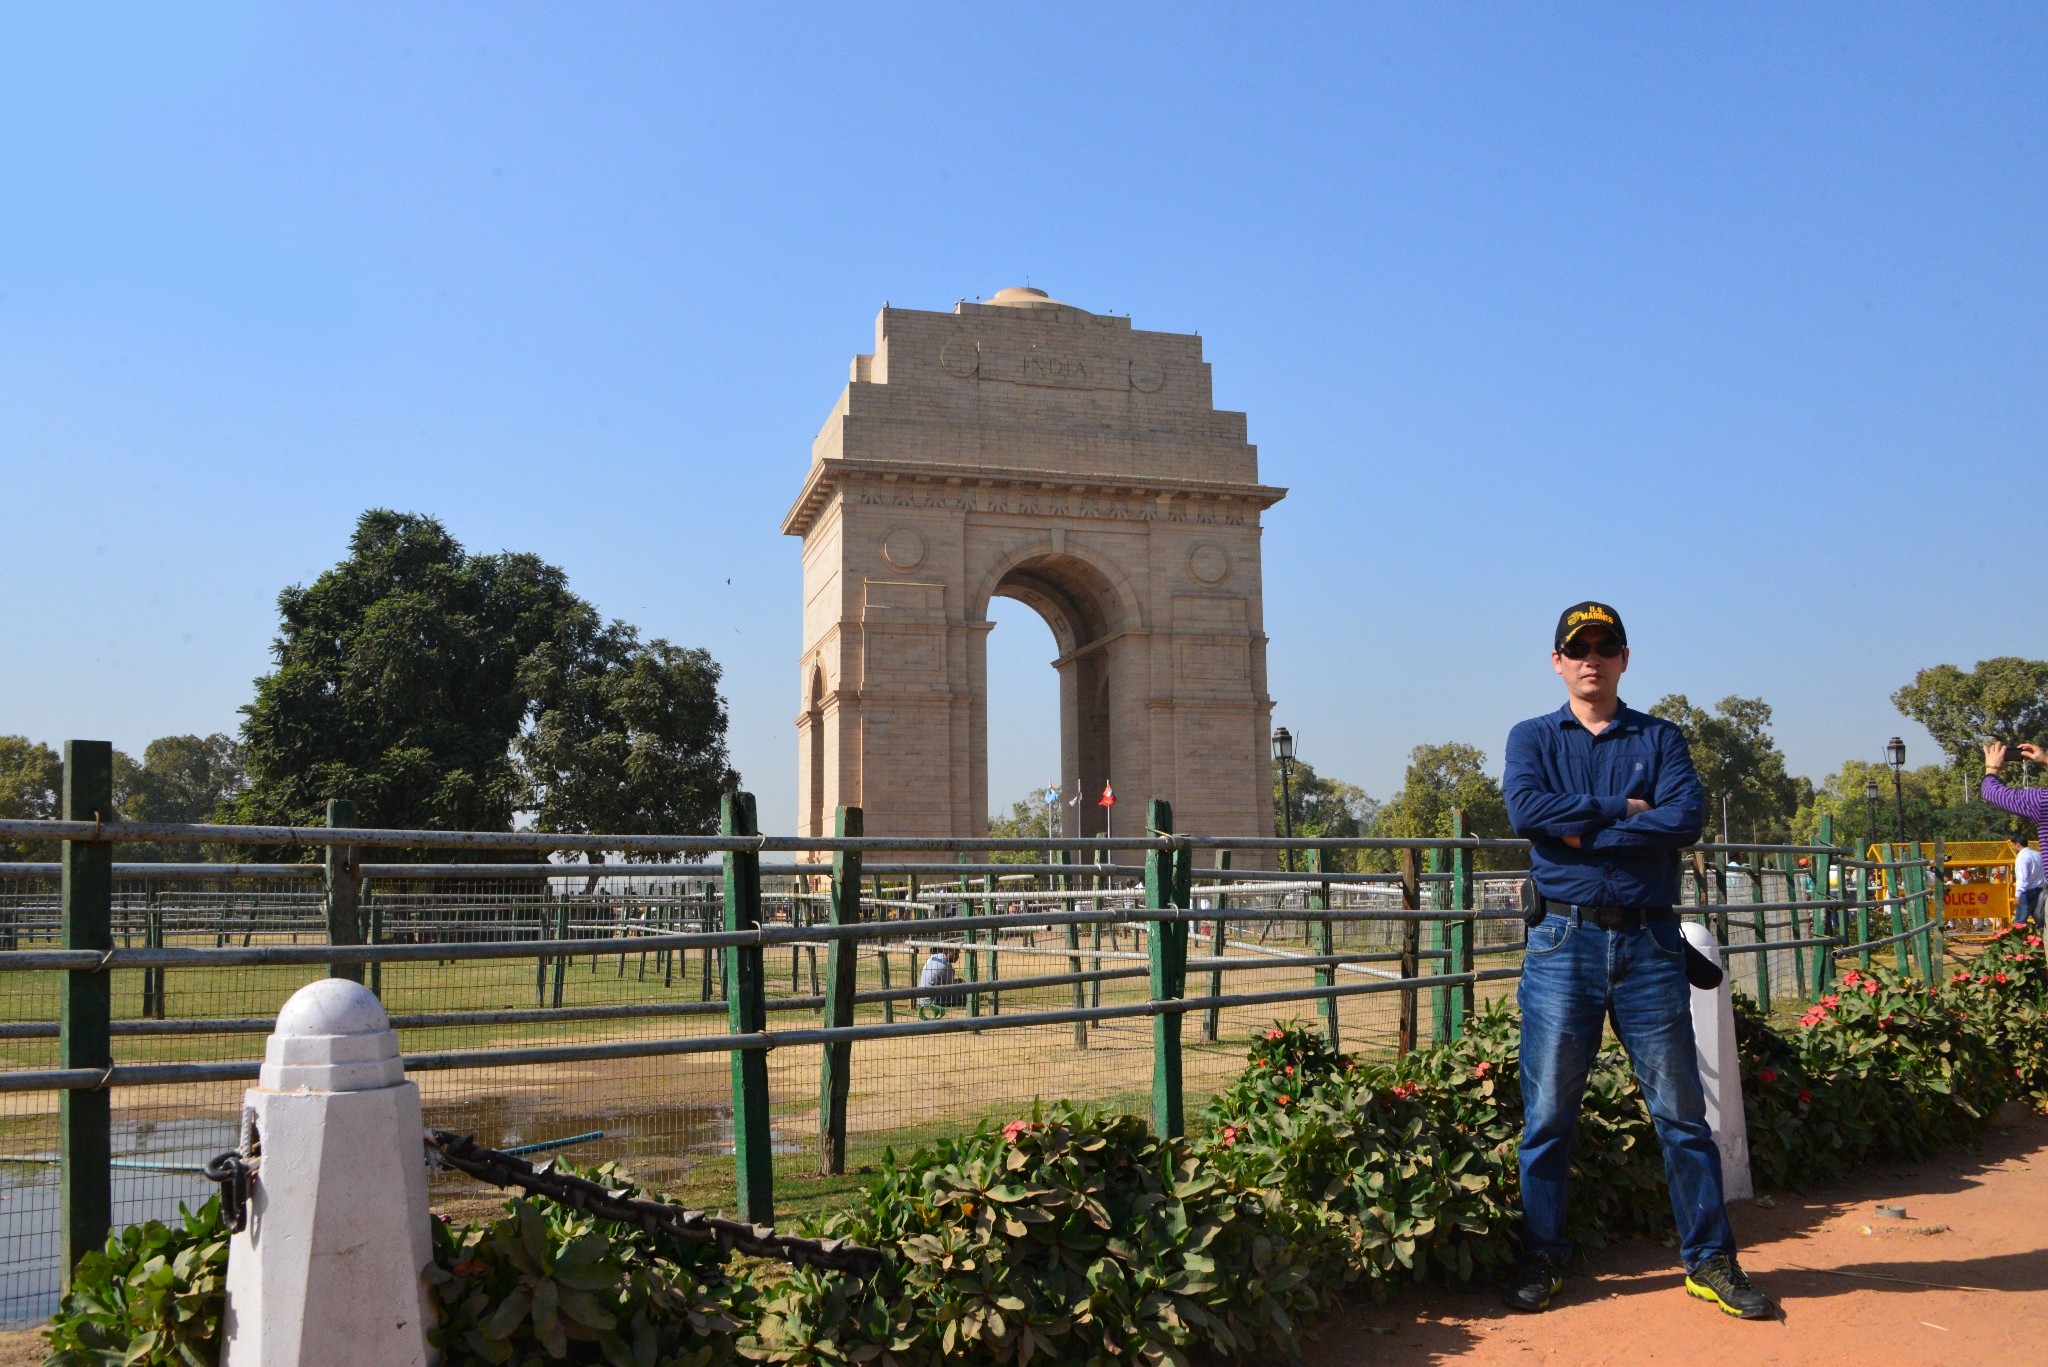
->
<box><xmin>783</xmin><ymin>286</ymin><xmax>1285</xmax><ymax>848</ymax></box>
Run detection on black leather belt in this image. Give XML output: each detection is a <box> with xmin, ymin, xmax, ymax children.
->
<box><xmin>1541</xmin><ymin>899</ymin><xmax>1675</xmax><ymax>931</ymax></box>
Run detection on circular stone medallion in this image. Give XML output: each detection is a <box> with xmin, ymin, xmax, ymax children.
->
<box><xmin>1131</xmin><ymin>359</ymin><xmax>1165</xmax><ymax>393</ymax></box>
<box><xmin>881</xmin><ymin>527</ymin><xmax>928</xmax><ymax>571</ymax></box>
<box><xmin>940</xmin><ymin>341</ymin><xmax>980</xmax><ymax>378</ymax></box>
<box><xmin>1186</xmin><ymin>542</ymin><xmax>1229</xmax><ymax>585</ymax></box>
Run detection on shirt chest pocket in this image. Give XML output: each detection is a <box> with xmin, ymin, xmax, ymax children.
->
<box><xmin>1597</xmin><ymin>737</ymin><xmax>1656</xmax><ymax>798</ymax></box>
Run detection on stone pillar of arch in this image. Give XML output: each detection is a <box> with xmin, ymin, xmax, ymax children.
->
<box><xmin>782</xmin><ymin>287</ymin><xmax>1285</xmax><ymax>853</ymax></box>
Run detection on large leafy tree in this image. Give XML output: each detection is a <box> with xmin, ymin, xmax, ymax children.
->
<box><xmin>120</xmin><ymin>734</ymin><xmax>247</xmax><ymax>862</ymax></box>
<box><xmin>0</xmin><ymin>735</ymin><xmax>62</xmax><ymax>859</ymax></box>
<box><xmin>517</xmin><ymin>629</ymin><xmax>735</xmax><ymax>860</ymax></box>
<box><xmin>230</xmin><ymin>510</ymin><xmax>734</xmax><ymax>851</ymax></box>
<box><xmin>1370</xmin><ymin>742</ymin><xmax>1512</xmax><ymax>870</ymax></box>
<box><xmin>1648</xmin><ymin>695</ymin><xmax>1805</xmax><ymax>842</ymax></box>
<box><xmin>987</xmin><ymin>789</ymin><xmax>1063</xmax><ymax>866</ymax></box>
<box><xmin>1893</xmin><ymin>657</ymin><xmax>2048</xmax><ymax>785</ymax></box>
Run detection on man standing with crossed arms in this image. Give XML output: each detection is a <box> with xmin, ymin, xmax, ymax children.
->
<box><xmin>1500</xmin><ymin>602</ymin><xmax>1774</xmax><ymax>1319</ymax></box>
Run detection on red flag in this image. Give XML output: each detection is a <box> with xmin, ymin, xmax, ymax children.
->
<box><xmin>1098</xmin><ymin>783</ymin><xmax>1116</xmax><ymax>808</ymax></box>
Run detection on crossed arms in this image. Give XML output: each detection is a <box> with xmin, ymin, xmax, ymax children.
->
<box><xmin>1503</xmin><ymin>722</ymin><xmax>1706</xmax><ymax>851</ymax></box>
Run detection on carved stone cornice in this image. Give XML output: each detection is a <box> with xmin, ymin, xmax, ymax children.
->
<box><xmin>781</xmin><ymin>458</ymin><xmax>1287</xmax><ymax>537</ymax></box>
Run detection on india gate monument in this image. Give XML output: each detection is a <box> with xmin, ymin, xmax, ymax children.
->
<box><xmin>782</xmin><ymin>286</ymin><xmax>1284</xmax><ymax>849</ymax></box>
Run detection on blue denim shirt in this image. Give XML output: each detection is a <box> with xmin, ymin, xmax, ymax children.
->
<box><xmin>1503</xmin><ymin>700</ymin><xmax>1704</xmax><ymax>909</ymax></box>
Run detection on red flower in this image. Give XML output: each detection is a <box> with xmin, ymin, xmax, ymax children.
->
<box><xmin>1002</xmin><ymin>1120</ymin><xmax>1033</xmax><ymax>1143</ymax></box>
<box><xmin>1860</xmin><ymin>978</ymin><xmax>1881</xmax><ymax>995</ymax></box>
<box><xmin>1842</xmin><ymin>969</ymin><xmax>1861</xmax><ymax>985</ymax></box>
<box><xmin>1390</xmin><ymin>1082</ymin><xmax>1421</xmax><ymax>1100</ymax></box>
<box><xmin>1821</xmin><ymin>993</ymin><xmax>1840</xmax><ymax>1008</ymax></box>
<box><xmin>1284</xmin><ymin>1064</ymin><xmax>1295</xmax><ymax>1077</ymax></box>
<box><xmin>1799</xmin><ymin>1088</ymin><xmax>1812</xmax><ymax>1104</ymax></box>
<box><xmin>1266</xmin><ymin>1028</ymin><xmax>1285</xmax><ymax>1041</ymax></box>
<box><xmin>1277</xmin><ymin>1094</ymin><xmax>1291</xmax><ymax>1106</ymax></box>
<box><xmin>1474</xmin><ymin>1060</ymin><xmax>1493</xmax><ymax>1079</ymax></box>
<box><xmin>1951</xmin><ymin>972</ymin><xmax>1971</xmax><ymax>985</ymax></box>
<box><xmin>1995</xmin><ymin>972</ymin><xmax>2009</xmax><ymax>985</ymax></box>
<box><xmin>1757</xmin><ymin>1069</ymin><xmax>1778</xmax><ymax>1084</ymax></box>
<box><xmin>2028</xmin><ymin>935</ymin><xmax>2042</xmax><ymax>948</ymax></box>
<box><xmin>1220</xmin><ymin>1124</ymin><xmax>1238</xmax><ymax>1146</ymax></box>
<box><xmin>1977</xmin><ymin>974</ymin><xmax>1990</xmax><ymax>985</ymax></box>
<box><xmin>1879</xmin><ymin>1015</ymin><xmax>1894</xmax><ymax>1029</ymax></box>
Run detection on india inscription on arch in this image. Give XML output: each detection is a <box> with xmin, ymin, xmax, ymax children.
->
<box><xmin>782</xmin><ymin>286</ymin><xmax>1285</xmax><ymax>850</ymax></box>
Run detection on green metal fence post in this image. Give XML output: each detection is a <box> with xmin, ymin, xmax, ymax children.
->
<box><xmin>1311</xmin><ymin>848</ymin><xmax>1338</xmax><ymax>1048</ymax></box>
<box><xmin>324</xmin><ymin>798</ymin><xmax>362</xmax><ymax>983</ymax></box>
<box><xmin>1882</xmin><ymin>845</ymin><xmax>1912</xmax><ymax>976</ymax></box>
<box><xmin>60</xmin><ymin>740</ymin><xmax>113</xmax><ymax>1288</ymax></box>
<box><xmin>1203</xmin><ymin>850</ymin><xmax>1230</xmax><ymax>1043</ymax></box>
<box><xmin>1397</xmin><ymin>848</ymin><xmax>1421</xmax><ymax>1056</ymax></box>
<box><xmin>552</xmin><ymin>899</ymin><xmax>571</xmax><ymax>1007</ymax></box>
<box><xmin>1146</xmin><ymin>800</ymin><xmax>1189</xmax><ymax>1138</ymax></box>
<box><xmin>984</xmin><ymin>870</ymin><xmax>1001</xmax><ymax>1016</ymax></box>
<box><xmin>1777</xmin><ymin>851</ymin><xmax>1807</xmax><ymax>1002</ymax></box>
<box><xmin>1809</xmin><ymin>815</ymin><xmax>1836</xmax><ymax>998</ymax></box>
<box><xmin>1748</xmin><ymin>852</ymin><xmax>1771</xmax><ymax>1014</ymax></box>
<box><xmin>1931</xmin><ymin>838</ymin><xmax>1949</xmax><ymax>968</ymax></box>
<box><xmin>1425</xmin><ymin>848</ymin><xmax>1451</xmax><ymax>1044</ymax></box>
<box><xmin>819</xmin><ymin>806</ymin><xmax>861</xmax><ymax>1176</ymax></box>
<box><xmin>963</xmin><ymin>872</ymin><xmax>984</xmax><ymax>1020</ymax></box>
<box><xmin>1450</xmin><ymin>811</ymin><xmax>1476</xmax><ymax>1037</ymax></box>
<box><xmin>721</xmin><ymin>791</ymin><xmax>773</xmax><ymax>1224</ymax></box>
<box><xmin>1060</xmin><ymin>850</ymin><xmax>1086</xmax><ymax>1047</ymax></box>
<box><xmin>1855</xmin><ymin>857</ymin><xmax>1874</xmax><ymax>975</ymax></box>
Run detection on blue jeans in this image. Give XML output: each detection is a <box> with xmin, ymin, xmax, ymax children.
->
<box><xmin>1516</xmin><ymin>910</ymin><xmax>1736</xmax><ymax>1271</ymax></box>
<box><xmin>2019</xmin><ymin>885</ymin><xmax>2044</xmax><ymax>929</ymax></box>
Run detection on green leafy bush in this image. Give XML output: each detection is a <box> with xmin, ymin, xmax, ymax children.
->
<box><xmin>746</xmin><ymin>1103</ymin><xmax>1347</xmax><ymax>1366</ymax></box>
<box><xmin>43</xmin><ymin>1197</ymin><xmax>229</xmax><ymax>1366</ymax></box>
<box><xmin>428</xmin><ymin>1165</ymin><xmax>756</xmax><ymax>1367</ymax></box>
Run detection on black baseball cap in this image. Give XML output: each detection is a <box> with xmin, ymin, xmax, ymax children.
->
<box><xmin>1555</xmin><ymin>601</ymin><xmax>1627</xmax><ymax>651</ymax></box>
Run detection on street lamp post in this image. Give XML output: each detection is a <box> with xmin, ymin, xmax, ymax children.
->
<box><xmin>1864</xmin><ymin>776</ymin><xmax>1881</xmax><ymax>855</ymax></box>
<box><xmin>1273</xmin><ymin>727</ymin><xmax>1297</xmax><ymax>875</ymax></box>
<box><xmin>1886</xmin><ymin>737</ymin><xmax>1908</xmax><ymax>844</ymax></box>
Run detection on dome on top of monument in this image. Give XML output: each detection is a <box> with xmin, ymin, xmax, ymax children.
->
<box><xmin>987</xmin><ymin>285</ymin><xmax>1079</xmax><ymax>312</ymax></box>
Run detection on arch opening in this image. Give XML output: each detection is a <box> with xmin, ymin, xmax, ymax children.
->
<box><xmin>981</xmin><ymin>553</ymin><xmax>1130</xmax><ymax>838</ymax></box>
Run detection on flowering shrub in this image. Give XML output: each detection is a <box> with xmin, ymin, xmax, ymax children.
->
<box><xmin>1739</xmin><ymin>954</ymin><xmax>2031</xmax><ymax>1190</ymax></box>
<box><xmin>427</xmin><ymin>1166</ymin><xmax>755</xmax><ymax>1367</ymax></box>
<box><xmin>1202</xmin><ymin>1020</ymin><xmax>1353</xmax><ymax>1122</ymax></box>
<box><xmin>750</xmin><ymin>1103</ymin><xmax>1347</xmax><ymax>1365</ymax></box>
<box><xmin>1950</xmin><ymin>927</ymin><xmax>2048</xmax><ymax>1108</ymax></box>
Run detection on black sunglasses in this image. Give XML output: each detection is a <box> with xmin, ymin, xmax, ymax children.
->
<box><xmin>1559</xmin><ymin>637</ymin><xmax>1624</xmax><ymax>660</ymax></box>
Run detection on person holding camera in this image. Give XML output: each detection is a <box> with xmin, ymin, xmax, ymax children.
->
<box><xmin>1982</xmin><ymin>742</ymin><xmax>2048</xmax><ymax>930</ymax></box>
<box><xmin>1499</xmin><ymin>602</ymin><xmax>1775</xmax><ymax>1320</ymax></box>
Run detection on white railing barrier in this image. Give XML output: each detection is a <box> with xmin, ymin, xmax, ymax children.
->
<box><xmin>222</xmin><ymin>978</ymin><xmax>434</xmax><ymax>1367</ymax></box>
<box><xmin>1681</xmin><ymin>922</ymin><xmax>1754</xmax><ymax>1201</ymax></box>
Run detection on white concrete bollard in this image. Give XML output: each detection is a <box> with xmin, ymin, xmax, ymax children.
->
<box><xmin>222</xmin><ymin>978</ymin><xmax>434</xmax><ymax>1367</ymax></box>
<box><xmin>1680</xmin><ymin>922</ymin><xmax>1753</xmax><ymax>1202</ymax></box>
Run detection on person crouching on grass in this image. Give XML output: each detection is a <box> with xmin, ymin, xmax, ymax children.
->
<box><xmin>1499</xmin><ymin>601</ymin><xmax>1775</xmax><ymax>1320</ymax></box>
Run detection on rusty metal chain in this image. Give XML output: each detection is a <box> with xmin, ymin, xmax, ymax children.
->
<box><xmin>423</xmin><ymin>1129</ymin><xmax>884</xmax><ymax>1275</ymax></box>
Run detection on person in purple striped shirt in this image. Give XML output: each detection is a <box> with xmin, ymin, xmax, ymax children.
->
<box><xmin>1981</xmin><ymin>741</ymin><xmax>2048</xmax><ymax>928</ymax></box>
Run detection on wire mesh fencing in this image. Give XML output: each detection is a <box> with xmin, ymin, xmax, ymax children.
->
<box><xmin>0</xmin><ymin>809</ymin><xmax>1926</xmax><ymax>1327</ymax></box>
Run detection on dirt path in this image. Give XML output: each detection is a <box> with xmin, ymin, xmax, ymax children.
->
<box><xmin>1308</xmin><ymin>1101</ymin><xmax>2048</xmax><ymax>1366</ymax></box>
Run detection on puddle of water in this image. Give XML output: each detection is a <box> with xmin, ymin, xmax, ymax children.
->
<box><xmin>2</xmin><ymin>1102</ymin><xmax>795</xmax><ymax>1327</ymax></box>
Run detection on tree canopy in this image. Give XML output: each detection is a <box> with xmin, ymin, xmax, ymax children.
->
<box><xmin>1648</xmin><ymin>694</ymin><xmax>1806</xmax><ymax>842</ymax></box>
<box><xmin>229</xmin><ymin>510</ymin><xmax>734</xmax><ymax>854</ymax></box>
<box><xmin>1371</xmin><ymin>742</ymin><xmax>1512</xmax><ymax>870</ymax></box>
<box><xmin>1893</xmin><ymin>657</ymin><xmax>2048</xmax><ymax>778</ymax></box>
<box><xmin>0</xmin><ymin>736</ymin><xmax>62</xmax><ymax>860</ymax></box>
<box><xmin>1793</xmin><ymin>760</ymin><xmax>2018</xmax><ymax>850</ymax></box>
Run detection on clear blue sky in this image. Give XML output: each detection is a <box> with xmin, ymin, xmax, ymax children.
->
<box><xmin>3</xmin><ymin>3</ymin><xmax>2042</xmax><ymax>831</ymax></box>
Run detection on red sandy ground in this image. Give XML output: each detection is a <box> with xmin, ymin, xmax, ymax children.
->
<box><xmin>1307</xmin><ymin>1101</ymin><xmax>2048</xmax><ymax>1367</ymax></box>
<box><xmin>5</xmin><ymin>1105</ymin><xmax>2042</xmax><ymax>1365</ymax></box>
